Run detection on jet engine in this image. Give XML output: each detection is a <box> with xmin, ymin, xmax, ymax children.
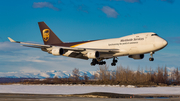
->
<box><xmin>128</xmin><ymin>54</ymin><xmax>144</xmax><ymax>60</ymax></box>
<box><xmin>87</xmin><ymin>51</ymin><xmax>100</xmax><ymax>59</ymax></box>
<box><xmin>52</xmin><ymin>47</ymin><xmax>64</xmax><ymax>56</ymax></box>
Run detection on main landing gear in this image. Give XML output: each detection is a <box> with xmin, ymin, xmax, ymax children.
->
<box><xmin>91</xmin><ymin>57</ymin><xmax>118</xmax><ymax>66</ymax></box>
<box><xmin>111</xmin><ymin>57</ymin><xmax>118</xmax><ymax>66</ymax></box>
<box><xmin>149</xmin><ymin>52</ymin><xmax>154</xmax><ymax>61</ymax></box>
<box><xmin>91</xmin><ymin>59</ymin><xmax>106</xmax><ymax>66</ymax></box>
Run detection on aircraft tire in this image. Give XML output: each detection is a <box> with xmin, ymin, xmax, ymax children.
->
<box><xmin>111</xmin><ymin>63</ymin><xmax>116</xmax><ymax>66</ymax></box>
<box><xmin>91</xmin><ymin>62</ymin><xmax>96</xmax><ymax>66</ymax></box>
<box><xmin>102</xmin><ymin>61</ymin><xmax>106</xmax><ymax>64</ymax></box>
<box><xmin>113</xmin><ymin>60</ymin><xmax>118</xmax><ymax>63</ymax></box>
<box><xmin>98</xmin><ymin>61</ymin><xmax>106</xmax><ymax>65</ymax></box>
<box><xmin>149</xmin><ymin>58</ymin><xmax>154</xmax><ymax>61</ymax></box>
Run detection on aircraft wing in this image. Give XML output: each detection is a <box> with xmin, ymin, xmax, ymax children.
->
<box><xmin>8</xmin><ymin>37</ymin><xmax>119</xmax><ymax>53</ymax></box>
<box><xmin>8</xmin><ymin>37</ymin><xmax>51</xmax><ymax>48</ymax></box>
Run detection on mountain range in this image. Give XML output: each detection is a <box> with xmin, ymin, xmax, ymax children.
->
<box><xmin>0</xmin><ymin>70</ymin><xmax>97</xmax><ymax>79</ymax></box>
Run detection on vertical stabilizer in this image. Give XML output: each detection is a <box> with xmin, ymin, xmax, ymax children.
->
<box><xmin>38</xmin><ymin>22</ymin><xmax>63</xmax><ymax>45</ymax></box>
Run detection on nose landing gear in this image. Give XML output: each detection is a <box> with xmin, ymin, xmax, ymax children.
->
<box><xmin>149</xmin><ymin>52</ymin><xmax>154</xmax><ymax>61</ymax></box>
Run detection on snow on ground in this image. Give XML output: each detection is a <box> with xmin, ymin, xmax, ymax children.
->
<box><xmin>0</xmin><ymin>84</ymin><xmax>180</xmax><ymax>95</ymax></box>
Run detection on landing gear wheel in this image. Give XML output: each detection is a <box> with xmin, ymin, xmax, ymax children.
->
<box><xmin>99</xmin><ymin>63</ymin><xmax>103</xmax><ymax>65</ymax></box>
<box><xmin>149</xmin><ymin>52</ymin><xmax>155</xmax><ymax>61</ymax></box>
<box><xmin>149</xmin><ymin>58</ymin><xmax>154</xmax><ymax>61</ymax></box>
<box><xmin>91</xmin><ymin>59</ymin><xmax>98</xmax><ymax>66</ymax></box>
<box><xmin>99</xmin><ymin>61</ymin><xmax>106</xmax><ymax>65</ymax></box>
<box><xmin>90</xmin><ymin>59</ymin><xmax>106</xmax><ymax>66</ymax></box>
<box><xmin>113</xmin><ymin>60</ymin><xmax>118</xmax><ymax>63</ymax></box>
<box><xmin>111</xmin><ymin>57</ymin><xmax>117</xmax><ymax>66</ymax></box>
<box><xmin>91</xmin><ymin>62</ymin><xmax>96</xmax><ymax>66</ymax></box>
<box><xmin>102</xmin><ymin>61</ymin><xmax>106</xmax><ymax>65</ymax></box>
<box><xmin>111</xmin><ymin>63</ymin><xmax>116</xmax><ymax>66</ymax></box>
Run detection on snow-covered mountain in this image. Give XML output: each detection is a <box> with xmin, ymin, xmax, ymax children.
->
<box><xmin>0</xmin><ymin>70</ymin><xmax>97</xmax><ymax>79</ymax></box>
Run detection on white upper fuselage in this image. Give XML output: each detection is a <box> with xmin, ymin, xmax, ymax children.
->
<box><xmin>72</xmin><ymin>32</ymin><xmax>167</xmax><ymax>58</ymax></box>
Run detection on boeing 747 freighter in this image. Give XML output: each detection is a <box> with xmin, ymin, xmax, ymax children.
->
<box><xmin>8</xmin><ymin>22</ymin><xmax>168</xmax><ymax>66</ymax></box>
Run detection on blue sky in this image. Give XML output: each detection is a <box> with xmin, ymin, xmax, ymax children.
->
<box><xmin>0</xmin><ymin>0</ymin><xmax>180</xmax><ymax>72</ymax></box>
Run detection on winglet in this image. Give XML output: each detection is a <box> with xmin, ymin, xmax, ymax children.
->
<box><xmin>8</xmin><ymin>37</ymin><xmax>16</xmax><ymax>43</ymax></box>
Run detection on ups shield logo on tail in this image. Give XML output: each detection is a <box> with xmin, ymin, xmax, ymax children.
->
<box><xmin>43</xmin><ymin>29</ymin><xmax>50</xmax><ymax>42</ymax></box>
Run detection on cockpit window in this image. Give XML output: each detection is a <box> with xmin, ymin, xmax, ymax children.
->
<box><xmin>151</xmin><ymin>34</ymin><xmax>158</xmax><ymax>36</ymax></box>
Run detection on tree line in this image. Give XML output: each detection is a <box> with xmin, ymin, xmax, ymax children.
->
<box><xmin>20</xmin><ymin>65</ymin><xmax>180</xmax><ymax>86</ymax></box>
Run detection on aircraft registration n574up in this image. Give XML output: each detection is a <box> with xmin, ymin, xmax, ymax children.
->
<box><xmin>8</xmin><ymin>22</ymin><xmax>168</xmax><ymax>66</ymax></box>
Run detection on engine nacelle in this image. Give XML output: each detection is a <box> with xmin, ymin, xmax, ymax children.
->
<box><xmin>128</xmin><ymin>54</ymin><xmax>144</xmax><ymax>60</ymax></box>
<box><xmin>52</xmin><ymin>48</ymin><xmax>64</xmax><ymax>56</ymax></box>
<box><xmin>87</xmin><ymin>51</ymin><xmax>100</xmax><ymax>59</ymax></box>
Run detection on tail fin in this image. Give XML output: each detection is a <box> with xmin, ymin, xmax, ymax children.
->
<box><xmin>38</xmin><ymin>22</ymin><xmax>63</xmax><ymax>45</ymax></box>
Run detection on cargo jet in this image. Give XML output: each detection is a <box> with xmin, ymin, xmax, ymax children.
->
<box><xmin>8</xmin><ymin>22</ymin><xmax>168</xmax><ymax>66</ymax></box>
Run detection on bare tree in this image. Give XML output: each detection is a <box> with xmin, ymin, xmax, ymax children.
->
<box><xmin>93</xmin><ymin>73</ymin><xmax>99</xmax><ymax>80</ymax></box>
<box><xmin>163</xmin><ymin>66</ymin><xmax>168</xmax><ymax>84</ymax></box>
<box><xmin>98</xmin><ymin>65</ymin><xmax>109</xmax><ymax>81</ymax></box>
<box><xmin>157</xmin><ymin>66</ymin><xmax>164</xmax><ymax>83</ymax></box>
<box><xmin>174</xmin><ymin>67</ymin><xmax>179</xmax><ymax>82</ymax></box>
<box><xmin>135</xmin><ymin>67</ymin><xmax>141</xmax><ymax>83</ymax></box>
<box><xmin>83</xmin><ymin>72</ymin><xmax>89</xmax><ymax>81</ymax></box>
<box><xmin>54</xmin><ymin>76</ymin><xmax>59</xmax><ymax>84</ymax></box>
<box><xmin>111</xmin><ymin>70</ymin><xmax>116</xmax><ymax>81</ymax></box>
<box><xmin>72</xmin><ymin>68</ymin><xmax>80</xmax><ymax>81</ymax></box>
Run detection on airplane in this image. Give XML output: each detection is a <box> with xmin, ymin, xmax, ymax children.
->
<box><xmin>8</xmin><ymin>22</ymin><xmax>168</xmax><ymax>66</ymax></box>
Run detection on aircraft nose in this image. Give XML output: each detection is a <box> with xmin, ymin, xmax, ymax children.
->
<box><xmin>154</xmin><ymin>37</ymin><xmax>168</xmax><ymax>49</ymax></box>
<box><xmin>162</xmin><ymin>39</ymin><xmax>168</xmax><ymax>47</ymax></box>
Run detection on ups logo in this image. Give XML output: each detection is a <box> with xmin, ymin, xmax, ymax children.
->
<box><xmin>43</xmin><ymin>29</ymin><xmax>50</xmax><ymax>42</ymax></box>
